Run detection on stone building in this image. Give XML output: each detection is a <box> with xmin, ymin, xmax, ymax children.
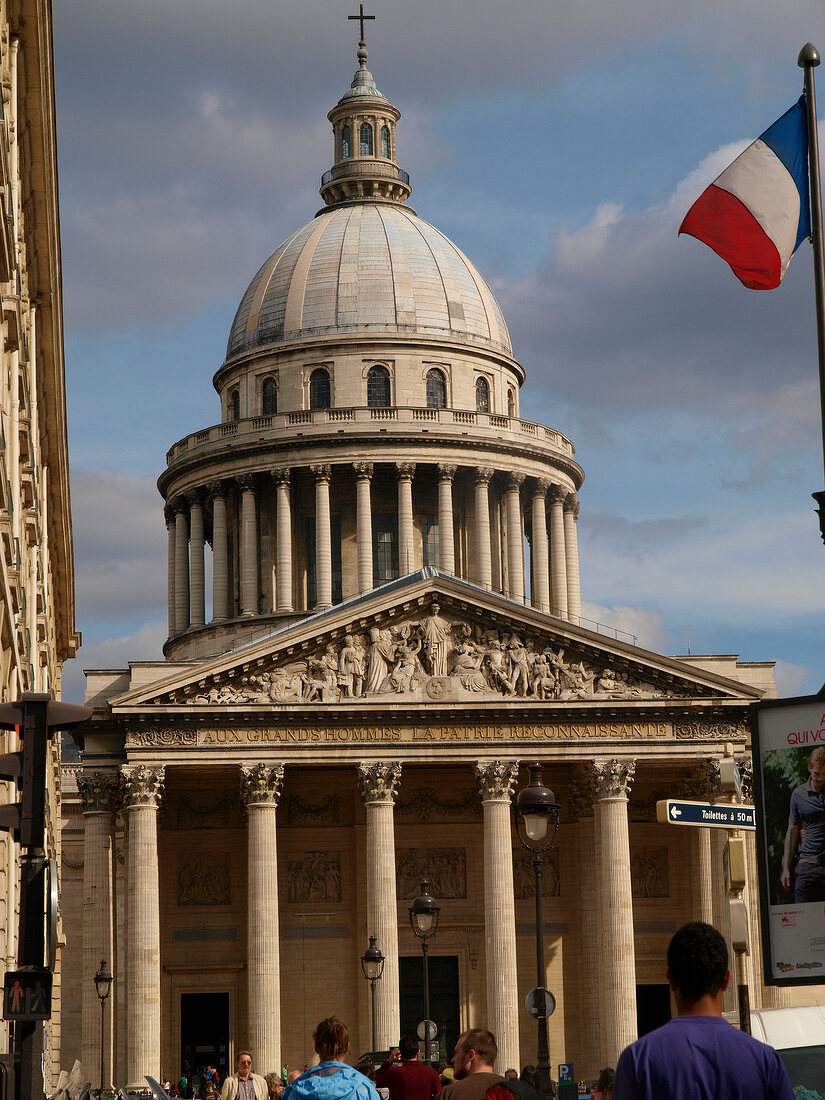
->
<box><xmin>60</xmin><ymin>28</ymin><xmax>795</xmax><ymax>1093</ymax></box>
<box><xmin>0</xmin><ymin>0</ymin><xmax>80</xmax><ymax>1091</ymax></box>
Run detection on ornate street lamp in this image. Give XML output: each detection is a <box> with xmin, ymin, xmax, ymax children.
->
<box><xmin>94</xmin><ymin>959</ymin><xmax>113</xmax><ymax>1097</ymax></box>
<box><xmin>513</xmin><ymin>764</ymin><xmax>560</xmax><ymax>1099</ymax></box>
<box><xmin>361</xmin><ymin>936</ymin><xmax>385</xmax><ymax>1052</ymax></box>
<box><xmin>408</xmin><ymin>880</ymin><xmax>440</xmax><ymax>1064</ymax></box>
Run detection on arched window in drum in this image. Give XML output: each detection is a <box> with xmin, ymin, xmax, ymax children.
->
<box><xmin>360</xmin><ymin>122</ymin><xmax>374</xmax><ymax>156</ymax></box>
<box><xmin>475</xmin><ymin>376</ymin><xmax>490</xmax><ymax>413</ymax></box>
<box><xmin>367</xmin><ymin>364</ymin><xmax>391</xmax><ymax>407</ymax></box>
<box><xmin>262</xmin><ymin>377</ymin><xmax>277</xmax><ymax>415</ymax></box>
<box><xmin>310</xmin><ymin>368</ymin><xmax>331</xmax><ymax>410</ymax></box>
<box><xmin>426</xmin><ymin>368</ymin><xmax>447</xmax><ymax>409</ymax></box>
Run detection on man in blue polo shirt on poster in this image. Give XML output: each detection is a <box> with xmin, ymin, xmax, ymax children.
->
<box><xmin>781</xmin><ymin>745</ymin><xmax>825</xmax><ymax>902</ymax></box>
<box><xmin>613</xmin><ymin>922</ymin><xmax>793</xmax><ymax>1100</ymax></box>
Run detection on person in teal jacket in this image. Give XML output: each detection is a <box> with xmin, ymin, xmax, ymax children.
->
<box><xmin>283</xmin><ymin>1018</ymin><xmax>380</xmax><ymax>1100</ymax></box>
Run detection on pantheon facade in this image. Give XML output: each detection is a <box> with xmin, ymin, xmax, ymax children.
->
<box><xmin>60</xmin><ymin>30</ymin><xmax>797</xmax><ymax>1094</ymax></box>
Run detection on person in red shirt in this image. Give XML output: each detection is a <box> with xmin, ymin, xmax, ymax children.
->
<box><xmin>375</xmin><ymin>1036</ymin><xmax>441</xmax><ymax>1100</ymax></box>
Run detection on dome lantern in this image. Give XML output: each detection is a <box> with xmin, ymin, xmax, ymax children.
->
<box><xmin>320</xmin><ymin>10</ymin><xmax>412</xmax><ymax>208</ymax></box>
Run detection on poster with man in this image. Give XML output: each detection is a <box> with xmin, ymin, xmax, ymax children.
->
<box><xmin>753</xmin><ymin>694</ymin><xmax>825</xmax><ymax>985</ymax></box>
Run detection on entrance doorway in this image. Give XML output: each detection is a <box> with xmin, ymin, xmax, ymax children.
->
<box><xmin>635</xmin><ymin>984</ymin><xmax>671</xmax><ymax>1037</ymax></box>
<box><xmin>400</xmin><ymin>955</ymin><xmax>459</xmax><ymax>1065</ymax></box>
<box><xmin>181</xmin><ymin>992</ymin><xmax>230</xmax><ymax>1083</ymax></box>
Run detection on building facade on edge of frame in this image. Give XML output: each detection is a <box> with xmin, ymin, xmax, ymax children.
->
<box><xmin>0</xmin><ymin>0</ymin><xmax>80</xmax><ymax>1092</ymax></box>
<box><xmin>59</xmin><ymin>29</ymin><xmax>813</xmax><ymax>1094</ymax></box>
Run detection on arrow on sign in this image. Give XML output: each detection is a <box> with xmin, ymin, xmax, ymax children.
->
<box><xmin>670</xmin><ymin>806</ymin><xmax>682</xmax><ymax>819</ymax></box>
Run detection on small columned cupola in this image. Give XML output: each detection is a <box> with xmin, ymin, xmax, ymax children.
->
<box><xmin>320</xmin><ymin>19</ymin><xmax>412</xmax><ymax>208</ymax></box>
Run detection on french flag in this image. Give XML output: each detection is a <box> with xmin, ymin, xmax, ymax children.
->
<box><xmin>679</xmin><ymin>96</ymin><xmax>811</xmax><ymax>289</ymax></box>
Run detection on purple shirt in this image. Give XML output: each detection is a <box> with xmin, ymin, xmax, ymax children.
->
<box><xmin>613</xmin><ymin>1015</ymin><xmax>794</xmax><ymax>1100</ymax></box>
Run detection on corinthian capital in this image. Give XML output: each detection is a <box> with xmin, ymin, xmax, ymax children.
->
<box><xmin>437</xmin><ymin>464</ymin><xmax>457</xmax><ymax>481</ymax></box>
<box><xmin>353</xmin><ymin>462</ymin><xmax>373</xmax><ymax>480</ymax></box>
<box><xmin>358</xmin><ymin>761</ymin><xmax>401</xmax><ymax>804</ymax></box>
<box><xmin>506</xmin><ymin>473</ymin><xmax>525</xmax><ymax>492</ymax></box>
<box><xmin>548</xmin><ymin>483</ymin><xmax>567</xmax><ymax>505</ymax></box>
<box><xmin>310</xmin><ymin>464</ymin><xmax>332</xmax><ymax>481</ymax></box>
<box><xmin>396</xmin><ymin>462</ymin><xmax>416</xmax><ymax>479</ymax></box>
<box><xmin>677</xmin><ymin>761</ymin><xmax>720</xmax><ymax>802</ymax></box>
<box><xmin>593</xmin><ymin>760</ymin><xmax>635</xmax><ymax>800</ymax></box>
<box><xmin>77</xmin><ymin>770</ymin><xmax>120</xmax><ymax>814</ymax></box>
<box><xmin>474</xmin><ymin>467</ymin><xmax>494</xmax><ymax>487</ymax></box>
<box><xmin>121</xmin><ymin>764</ymin><xmax>165</xmax><ymax>809</ymax></box>
<box><xmin>241</xmin><ymin>763</ymin><xmax>285</xmax><ymax>807</ymax></box>
<box><xmin>475</xmin><ymin>760</ymin><xmax>519</xmax><ymax>801</ymax></box>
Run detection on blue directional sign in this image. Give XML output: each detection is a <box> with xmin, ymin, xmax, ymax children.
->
<box><xmin>655</xmin><ymin>799</ymin><xmax>756</xmax><ymax>830</ymax></box>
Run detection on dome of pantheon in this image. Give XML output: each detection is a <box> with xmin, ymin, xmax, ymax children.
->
<box><xmin>225</xmin><ymin>202</ymin><xmax>512</xmax><ymax>361</ymax></box>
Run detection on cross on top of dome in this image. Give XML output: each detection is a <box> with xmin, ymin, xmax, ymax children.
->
<box><xmin>348</xmin><ymin>4</ymin><xmax>375</xmax><ymax>46</ymax></box>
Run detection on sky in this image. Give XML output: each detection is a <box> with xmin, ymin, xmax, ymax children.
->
<box><xmin>53</xmin><ymin>0</ymin><xmax>825</xmax><ymax>703</ymax></box>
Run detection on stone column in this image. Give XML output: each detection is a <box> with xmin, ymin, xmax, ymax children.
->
<box><xmin>593</xmin><ymin>760</ymin><xmax>637</xmax><ymax>1066</ymax></box>
<box><xmin>437</xmin><ymin>465</ymin><xmax>456</xmax><ymax>574</ymax></box>
<box><xmin>311</xmin><ymin>464</ymin><xmax>333</xmax><ymax>609</ymax></box>
<box><xmin>563</xmin><ymin>494</ymin><xmax>581</xmax><ymax>625</ymax></box>
<box><xmin>241</xmin><ymin>763</ymin><xmax>285</xmax><ymax>1074</ymax></box>
<box><xmin>165</xmin><ymin>505</ymin><xmax>176</xmax><ymax>637</ymax></box>
<box><xmin>274</xmin><ymin>470</ymin><xmax>293</xmax><ymax>612</ymax></box>
<box><xmin>187</xmin><ymin>488</ymin><xmax>205</xmax><ymax>628</ymax></box>
<box><xmin>358</xmin><ymin>762</ymin><xmax>401</xmax><ymax>1048</ymax></box>
<box><xmin>568</xmin><ymin>776</ymin><xmax>600</xmax><ymax>1077</ymax></box>
<box><xmin>531</xmin><ymin>480</ymin><xmax>550</xmax><ymax>614</ymax></box>
<box><xmin>238</xmin><ymin>474</ymin><xmax>259</xmax><ymax>616</ymax></box>
<box><xmin>680</xmin><ymin>763</ymin><xmax>717</xmax><ymax>925</ymax></box>
<box><xmin>474</xmin><ymin>468</ymin><xmax>494</xmax><ymax>588</ymax></box>
<box><xmin>548</xmin><ymin>486</ymin><xmax>568</xmax><ymax>619</ymax></box>
<box><xmin>78</xmin><ymin>771</ymin><xmax>119</xmax><ymax>1089</ymax></box>
<box><xmin>354</xmin><ymin>463</ymin><xmax>374</xmax><ymax>593</ymax></box>
<box><xmin>475</xmin><ymin>761</ymin><xmax>520</xmax><ymax>1072</ymax></box>
<box><xmin>397</xmin><ymin>462</ymin><xmax>416</xmax><ymax>576</ymax></box>
<box><xmin>122</xmin><ymin>764</ymin><xmax>165</xmax><ymax>1090</ymax></box>
<box><xmin>505</xmin><ymin>473</ymin><xmax>525</xmax><ymax>601</ymax></box>
<box><xmin>209</xmin><ymin>480</ymin><xmax>230</xmax><ymax>622</ymax></box>
<box><xmin>174</xmin><ymin>498</ymin><xmax>190</xmax><ymax>634</ymax></box>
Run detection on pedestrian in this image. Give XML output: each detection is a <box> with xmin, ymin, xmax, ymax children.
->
<box><xmin>219</xmin><ymin>1051</ymin><xmax>268</xmax><ymax>1100</ymax></box>
<box><xmin>499</xmin><ymin>1067</ymin><xmax>541</xmax><ymax>1100</ymax></box>
<box><xmin>375</xmin><ymin>1035</ymin><xmax>441</xmax><ymax>1100</ymax></box>
<box><xmin>613</xmin><ymin>921</ymin><xmax>795</xmax><ymax>1100</ymax></box>
<box><xmin>590</xmin><ymin>1069</ymin><xmax>613</xmax><ymax>1100</ymax></box>
<box><xmin>439</xmin><ymin>1030</ymin><xmax>503</xmax><ymax>1100</ymax></box>
<box><xmin>282</xmin><ymin>1017</ymin><xmax>380</xmax><ymax>1100</ymax></box>
<box><xmin>266</xmin><ymin>1072</ymin><xmax>285</xmax><ymax>1099</ymax></box>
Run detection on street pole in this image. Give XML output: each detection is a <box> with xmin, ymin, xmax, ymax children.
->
<box><xmin>370</xmin><ymin>978</ymin><xmax>377</xmax><ymax>1054</ymax></box>
<box><xmin>798</xmin><ymin>45</ymin><xmax>825</xmax><ymax>540</ymax></box>
<box><xmin>422</xmin><ymin>936</ymin><xmax>431</xmax><ymax>1064</ymax></box>
<box><xmin>533</xmin><ymin>853</ymin><xmax>551</xmax><ymax>1096</ymax></box>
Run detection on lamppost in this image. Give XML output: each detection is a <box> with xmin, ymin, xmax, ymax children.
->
<box><xmin>361</xmin><ymin>935</ymin><xmax>385</xmax><ymax>1053</ymax></box>
<box><xmin>408</xmin><ymin>880</ymin><xmax>440</xmax><ymax>1064</ymax></box>
<box><xmin>94</xmin><ymin>958</ymin><xmax>113</xmax><ymax>1097</ymax></box>
<box><xmin>513</xmin><ymin>764</ymin><xmax>560</xmax><ymax>1099</ymax></box>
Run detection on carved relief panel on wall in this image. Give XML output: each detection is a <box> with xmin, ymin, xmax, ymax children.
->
<box><xmin>513</xmin><ymin>850</ymin><xmax>560</xmax><ymax>899</ymax></box>
<box><xmin>287</xmin><ymin>851</ymin><xmax>342</xmax><ymax>903</ymax></box>
<box><xmin>177</xmin><ymin>857</ymin><xmax>231</xmax><ymax>906</ymax></box>
<box><xmin>630</xmin><ymin>846</ymin><xmax>669</xmax><ymax>898</ymax></box>
<box><xmin>396</xmin><ymin>848</ymin><xmax>467</xmax><ymax>899</ymax></box>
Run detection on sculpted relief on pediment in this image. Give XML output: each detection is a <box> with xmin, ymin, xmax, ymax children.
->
<box><xmin>163</xmin><ymin>602</ymin><xmax>700</xmax><ymax>708</ymax></box>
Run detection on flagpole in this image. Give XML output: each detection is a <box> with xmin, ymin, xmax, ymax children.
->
<box><xmin>799</xmin><ymin>44</ymin><xmax>825</xmax><ymax>542</ymax></box>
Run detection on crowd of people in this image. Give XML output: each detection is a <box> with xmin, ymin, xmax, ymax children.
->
<box><xmin>157</xmin><ymin>923</ymin><xmax>794</xmax><ymax>1100</ymax></box>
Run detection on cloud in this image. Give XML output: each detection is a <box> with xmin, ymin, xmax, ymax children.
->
<box><xmin>772</xmin><ymin>659</ymin><xmax>813</xmax><ymax>699</ymax></box>
<box><xmin>71</xmin><ymin>469</ymin><xmax>166</xmax><ymax>620</ymax></box>
<box><xmin>580</xmin><ymin>601</ymin><xmax>666</xmax><ymax>651</ymax></box>
<box><xmin>62</xmin><ymin>621</ymin><xmax>167</xmax><ymax>705</ymax></box>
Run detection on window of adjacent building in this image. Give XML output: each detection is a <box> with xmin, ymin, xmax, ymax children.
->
<box><xmin>381</xmin><ymin>125</ymin><xmax>390</xmax><ymax>158</ymax></box>
<box><xmin>367</xmin><ymin>364</ymin><xmax>391</xmax><ymax>407</ymax></box>
<box><xmin>372</xmin><ymin>514</ymin><xmax>398</xmax><ymax>585</ymax></box>
<box><xmin>421</xmin><ymin>514</ymin><xmax>439</xmax><ymax>568</ymax></box>
<box><xmin>507</xmin><ymin>387</ymin><xmax>516</xmax><ymax>417</ymax></box>
<box><xmin>229</xmin><ymin>388</ymin><xmax>240</xmax><ymax>421</ymax></box>
<box><xmin>342</xmin><ymin>125</ymin><xmax>351</xmax><ymax>159</ymax></box>
<box><xmin>310</xmin><ymin>368</ymin><xmax>331</xmax><ymax>410</ymax></box>
<box><xmin>306</xmin><ymin>515</ymin><xmax>343</xmax><ymax>606</ymax></box>
<box><xmin>262</xmin><ymin>377</ymin><xmax>277</xmax><ymax>415</ymax></box>
<box><xmin>360</xmin><ymin>122</ymin><xmax>373</xmax><ymax>156</ymax></box>
<box><xmin>475</xmin><ymin>376</ymin><xmax>490</xmax><ymax>413</ymax></box>
<box><xmin>426</xmin><ymin>368</ymin><xmax>447</xmax><ymax>409</ymax></box>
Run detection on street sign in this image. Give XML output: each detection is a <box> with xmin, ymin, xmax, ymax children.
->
<box><xmin>3</xmin><ymin>970</ymin><xmax>51</xmax><ymax>1021</ymax></box>
<box><xmin>416</xmin><ymin>1019</ymin><xmax>437</xmax><ymax>1041</ymax></box>
<box><xmin>525</xmin><ymin>987</ymin><xmax>556</xmax><ymax>1019</ymax></box>
<box><xmin>558</xmin><ymin>1065</ymin><xmax>573</xmax><ymax>1083</ymax></box>
<box><xmin>656</xmin><ymin>799</ymin><xmax>756</xmax><ymax>830</ymax></box>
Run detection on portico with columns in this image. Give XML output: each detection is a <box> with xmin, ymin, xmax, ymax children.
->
<box><xmin>60</xmin><ymin>572</ymin><xmax>780</xmax><ymax>1087</ymax></box>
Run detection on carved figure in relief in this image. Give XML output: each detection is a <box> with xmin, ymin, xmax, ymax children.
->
<box><xmin>486</xmin><ymin>639</ymin><xmax>514</xmax><ymax>694</ymax></box>
<box><xmin>303</xmin><ymin>644</ymin><xmax>340</xmax><ymax>702</ymax></box>
<box><xmin>338</xmin><ymin>634</ymin><xmax>365</xmax><ymax>698</ymax></box>
<box><xmin>388</xmin><ymin>635</ymin><xmax>423</xmax><ymax>694</ymax></box>
<box><xmin>506</xmin><ymin>634</ymin><xmax>530</xmax><ymax>696</ymax></box>
<box><xmin>420</xmin><ymin>602</ymin><xmax>452</xmax><ymax>677</ymax></box>
<box><xmin>366</xmin><ymin>626</ymin><xmax>396</xmax><ymax>694</ymax></box>
<box><xmin>451</xmin><ymin>638</ymin><xmax>488</xmax><ymax>692</ymax></box>
<box><xmin>530</xmin><ymin>652</ymin><xmax>557</xmax><ymax>700</ymax></box>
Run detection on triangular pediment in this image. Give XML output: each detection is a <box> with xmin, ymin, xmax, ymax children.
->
<box><xmin>111</xmin><ymin>572</ymin><xmax>761</xmax><ymax>713</ymax></box>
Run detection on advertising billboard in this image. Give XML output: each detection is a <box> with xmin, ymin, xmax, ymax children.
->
<box><xmin>753</xmin><ymin>694</ymin><xmax>825</xmax><ymax>985</ymax></box>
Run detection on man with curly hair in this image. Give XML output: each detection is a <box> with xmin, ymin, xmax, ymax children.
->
<box><xmin>613</xmin><ymin>922</ymin><xmax>793</xmax><ymax>1100</ymax></box>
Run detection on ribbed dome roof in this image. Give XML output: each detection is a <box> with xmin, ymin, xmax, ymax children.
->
<box><xmin>226</xmin><ymin>203</ymin><xmax>512</xmax><ymax>360</ymax></box>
